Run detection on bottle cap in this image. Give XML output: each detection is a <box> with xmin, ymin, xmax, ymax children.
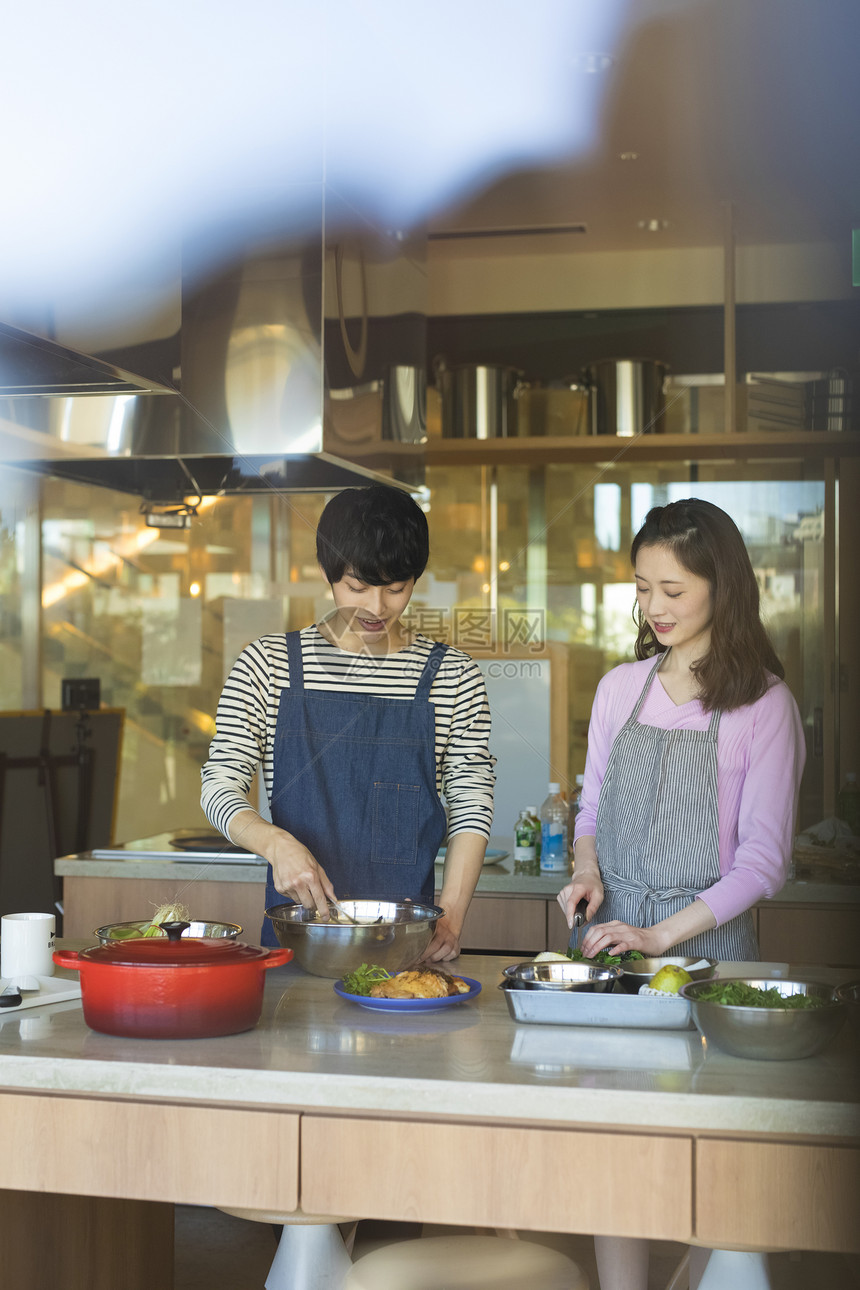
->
<box><xmin>548</xmin><ymin>782</ymin><xmax>560</xmax><ymax>794</ymax></box>
<box><xmin>526</xmin><ymin>806</ymin><xmax>537</xmax><ymax>814</ymax></box>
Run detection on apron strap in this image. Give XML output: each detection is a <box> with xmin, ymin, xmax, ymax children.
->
<box><xmin>285</xmin><ymin>631</ymin><xmax>304</xmax><ymax>692</ymax></box>
<box><xmin>414</xmin><ymin>641</ymin><xmax>448</xmax><ymax>701</ymax></box>
<box><xmin>626</xmin><ymin>655</ymin><xmax>664</xmax><ymax>722</ymax></box>
<box><xmin>631</xmin><ymin>654</ymin><xmax>722</xmax><ymax>737</ymax></box>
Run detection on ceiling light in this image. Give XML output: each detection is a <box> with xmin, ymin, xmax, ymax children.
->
<box><xmin>571</xmin><ymin>52</ymin><xmax>614</xmax><ymax>74</ymax></box>
<box><xmin>142</xmin><ymin>503</ymin><xmax>196</xmax><ymax>529</ymax></box>
<box><xmin>637</xmin><ymin>219</ymin><xmax>670</xmax><ymax>233</ymax></box>
<box><xmin>619</xmin><ymin>151</ymin><xmax>638</xmax><ymax>162</ymax></box>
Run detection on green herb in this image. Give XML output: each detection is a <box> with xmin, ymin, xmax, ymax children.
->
<box><xmin>566</xmin><ymin>948</ymin><xmax>645</xmax><ymax>967</ymax></box>
<box><xmin>341</xmin><ymin>963</ymin><xmax>392</xmax><ymax>996</ymax></box>
<box><xmin>696</xmin><ymin>981</ymin><xmax>827</xmax><ymax>1010</ymax></box>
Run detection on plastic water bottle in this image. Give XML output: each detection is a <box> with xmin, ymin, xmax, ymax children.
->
<box><xmin>540</xmin><ymin>783</ymin><xmax>569</xmax><ymax>875</ymax></box>
<box><xmin>513</xmin><ymin>809</ymin><xmax>539</xmax><ymax>875</ymax></box>
<box><xmin>836</xmin><ymin>772</ymin><xmax>860</xmax><ymax>835</ymax></box>
<box><xmin>568</xmin><ymin>773</ymin><xmax>584</xmax><ymax>861</ymax></box>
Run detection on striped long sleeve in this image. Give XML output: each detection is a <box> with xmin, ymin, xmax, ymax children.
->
<box><xmin>201</xmin><ymin>628</ymin><xmax>495</xmax><ymax>842</ymax></box>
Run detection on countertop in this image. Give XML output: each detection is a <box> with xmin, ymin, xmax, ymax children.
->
<box><xmin>55</xmin><ymin>832</ymin><xmax>860</xmax><ymax>906</ymax></box>
<box><xmin>1</xmin><ymin>947</ymin><xmax>857</xmax><ymax>1140</ymax></box>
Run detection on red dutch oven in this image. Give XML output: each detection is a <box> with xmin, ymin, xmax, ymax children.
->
<box><xmin>54</xmin><ymin>922</ymin><xmax>292</xmax><ymax>1039</ymax></box>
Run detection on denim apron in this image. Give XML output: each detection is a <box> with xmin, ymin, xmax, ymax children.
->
<box><xmin>260</xmin><ymin>631</ymin><xmax>449</xmax><ymax>945</ymax></box>
<box><xmin>594</xmin><ymin>654</ymin><xmax>759</xmax><ymax>960</ymax></box>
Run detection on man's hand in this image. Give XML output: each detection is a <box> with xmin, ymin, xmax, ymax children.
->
<box><xmin>268</xmin><ymin>834</ymin><xmax>336</xmax><ymax>918</ymax></box>
<box><xmin>228</xmin><ymin>810</ymin><xmax>335</xmax><ymax>918</ymax></box>
<box><xmin>419</xmin><ymin>916</ymin><xmax>461</xmax><ymax>962</ymax></box>
<box><xmin>424</xmin><ymin>832</ymin><xmax>487</xmax><ymax>963</ymax></box>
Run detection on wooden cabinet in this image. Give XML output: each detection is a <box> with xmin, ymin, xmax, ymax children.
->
<box><xmin>63</xmin><ymin>875</ymin><xmax>266</xmax><ymax>944</ymax></box>
<box><xmin>0</xmin><ymin>1193</ymin><xmax>173</xmax><ymax>1290</ymax></box>
<box><xmin>455</xmin><ymin>894</ymin><xmax>548</xmax><ymax>955</ymax></box>
<box><xmin>757</xmin><ymin>904</ymin><xmax>860</xmax><ymax>967</ymax></box>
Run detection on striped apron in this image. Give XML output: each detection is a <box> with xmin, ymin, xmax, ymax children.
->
<box><xmin>594</xmin><ymin>655</ymin><xmax>759</xmax><ymax>961</ymax></box>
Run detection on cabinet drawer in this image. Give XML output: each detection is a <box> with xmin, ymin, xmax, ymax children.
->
<box><xmin>302</xmin><ymin>1116</ymin><xmax>692</xmax><ymax>1240</ymax></box>
<box><xmin>696</xmin><ymin>1139</ymin><xmax>860</xmax><ymax>1253</ymax></box>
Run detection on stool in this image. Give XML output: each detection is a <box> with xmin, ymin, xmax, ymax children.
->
<box><xmin>344</xmin><ymin>1234</ymin><xmax>589</xmax><ymax>1290</ymax></box>
<box><xmin>696</xmin><ymin>1249</ymin><xmax>771</xmax><ymax>1290</ymax></box>
<box><xmin>663</xmin><ymin>1243</ymin><xmax>773</xmax><ymax>1290</ymax></box>
<box><xmin>217</xmin><ymin>1205</ymin><xmax>357</xmax><ymax>1290</ymax></box>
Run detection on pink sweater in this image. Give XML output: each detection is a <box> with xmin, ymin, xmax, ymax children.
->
<box><xmin>574</xmin><ymin>659</ymin><xmax>806</xmax><ymax>927</ymax></box>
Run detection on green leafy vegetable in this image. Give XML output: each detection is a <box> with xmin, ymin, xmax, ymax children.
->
<box><xmin>566</xmin><ymin>948</ymin><xmax>645</xmax><ymax>967</ymax></box>
<box><xmin>696</xmin><ymin>981</ymin><xmax>827</xmax><ymax>1010</ymax></box>
<box><xmin>341</xmin><ymin>963</ymin><xmax>392</xmax><ymax>996</ymax></box>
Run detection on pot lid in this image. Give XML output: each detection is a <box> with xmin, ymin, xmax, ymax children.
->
<box><xmin>78</xmin><ymin>938</ymin><xmax>272</xmax><ymax>968</ymax></box>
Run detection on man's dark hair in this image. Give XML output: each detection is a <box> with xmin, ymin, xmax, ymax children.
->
<box><xmin>316</xmin><ymin>485</ymin><xmax>429</xmax><ymax>585</ymax></box>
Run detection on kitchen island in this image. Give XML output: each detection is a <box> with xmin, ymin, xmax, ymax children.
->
<box><xmin>57</xmin><ymin>833</ymin><xmax>860</xmax><ymax>964</ymax></box>
<box><xmin>0</xmin><ymin>947</ymin><xmax>857</xmax><ymax>1287</ymax></box>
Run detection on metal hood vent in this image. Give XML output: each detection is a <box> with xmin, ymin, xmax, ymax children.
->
<box><xmin>0</xmin><ymin>321</ymin><xmax>176</xmax><ymax>397</ymax></box>
<box><xmin>1</xmin><ymin>236</ymin><xmax>427</xmax><ymax>499</ymax></box>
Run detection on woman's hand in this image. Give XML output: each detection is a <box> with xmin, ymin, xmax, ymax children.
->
<box><xmin>557</xmin><ymin>871</ymin><xmax>604</xmax><ymax>927</ymax></box>
<box><xmin>579</xmin><ymin>920</ymin><xmax>669</xmax><ymax>958</ymax></box>
<box><xmin>557</xmin><ymin>836</ymin><xmax>604</xmax><ymax>926</ymax></box>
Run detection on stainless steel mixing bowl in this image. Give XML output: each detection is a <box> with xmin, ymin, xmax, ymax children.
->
<box><xmin>682</xmin><ymin>977</ymin><xmax>846</xmax><ymax>1060</ymax></box>
<box><xmin>265</xmin><ymin>898</ymin><xmax>445</xmax><ymax>978</ymax></box>
<box><xmin>95</xmin><ymin>919</ymin><xmax>242</xmax><ymax>944</ymax></box>
<box><xmin>502</xmin><ymin>960</ymin><xmax>622</xmax><ymax>993</ymax></box>
<box><xmin>617</xmin><ymin>955</ymin><xmax>719</xmax><ymax>994</ymax></box>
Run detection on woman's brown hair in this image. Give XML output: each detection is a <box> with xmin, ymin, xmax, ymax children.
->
<box><xmin>631</xmin><ymin>498</ymin><xmax>784</xmax><ymax>711</ymax></box>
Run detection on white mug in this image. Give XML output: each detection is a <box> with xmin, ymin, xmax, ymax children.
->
<box><xmin>1</xmin><ymin>912</ymin><xmax>56</xmax><ymax>981</ymax></box>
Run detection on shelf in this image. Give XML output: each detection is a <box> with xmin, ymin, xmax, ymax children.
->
<box><xmin>426</xmin><ymin>431</ymin><xmax>859</xmax><ymax>466</ymax></box>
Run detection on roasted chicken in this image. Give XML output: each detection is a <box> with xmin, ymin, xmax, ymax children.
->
<box><xmin>370</xmin><ymin>968</ymin><xmax>470</xmax><ymax>999</ymax></box>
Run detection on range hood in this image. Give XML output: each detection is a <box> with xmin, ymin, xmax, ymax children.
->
<box><xmin>0</xmin><ymin>239</ymin><xmax>427</xmax><ymax>501</ymax></box>
<box><xmin>0</xmin><ymin>322</ymin><xmax>177</xmax><ymax>397</ymax></box>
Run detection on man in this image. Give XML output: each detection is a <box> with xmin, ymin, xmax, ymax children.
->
<box><xmin>201</xmin><ymin>484</ymin><xmax>495</xmax><ymax>960</ymax></box>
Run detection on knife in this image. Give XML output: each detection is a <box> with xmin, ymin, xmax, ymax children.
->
<box><xmin>567</xmin><ymin>898</ymin><xmax>588</xmax><ymax>953</ymax></box>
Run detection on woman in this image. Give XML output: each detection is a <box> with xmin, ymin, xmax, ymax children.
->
<box><xmin>558</xmin><ymin>498</ymin><xmax>805</xmax><ymax>1289</ymax></box>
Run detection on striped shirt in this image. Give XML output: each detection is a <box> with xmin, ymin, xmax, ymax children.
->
<box><xmin>201</xmin><ymin>627</ymin><xmax>496</xmax><ymax>842</ymax></box>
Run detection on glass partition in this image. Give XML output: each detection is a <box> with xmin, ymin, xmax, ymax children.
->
<box><xmin>425</xmin><ymin>461</ymin><xmax>826</xmax><ymax>830</ymax></box>
<box><xmin>39</xmin><ymin>478</ymin><xmax>328</xmax><ymax>842</ymax></box>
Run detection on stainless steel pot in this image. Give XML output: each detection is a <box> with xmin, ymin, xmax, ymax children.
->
<box><xmin>585</xmin><ymin>359</ymin><xmax>667</xmax><ymax>436</ymax></box>
<box><xmin>435</xmin><ymin>362</ymin><xmax>523</xmax><ymax>438</ymax></box>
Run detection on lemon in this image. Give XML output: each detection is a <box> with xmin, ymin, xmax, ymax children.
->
<box><xmin>649</xmin><ymin>964</ymin><xmax>692</xmax><ymax>994</ymax></box>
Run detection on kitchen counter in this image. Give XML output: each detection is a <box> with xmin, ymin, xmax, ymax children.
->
<box><xmin>0</xmin><ymin>948</ymin><xmax>858</xmax><ymax>1285</ymax></box>
<box><xmin>0</xmin><ymin>951</ymin><xmax>856</xmax><ymax>1136</ymax></box>
<box><xmin>56</xmin><ymin>832</ymin><xmax>860</xmax><ymax>905</ymax></box>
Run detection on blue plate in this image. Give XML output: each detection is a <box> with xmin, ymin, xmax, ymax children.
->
<box><xmin>333</xmin><ymin>976</ymin><xmax>482</xmax><ymax>1012</ymax></box>
<box><xmin>435</xmin><ymin>848</ymin><xmax>509</xmax><ymax>866</ymax></box>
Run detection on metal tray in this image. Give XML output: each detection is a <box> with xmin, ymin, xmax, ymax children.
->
<box><xmin>500</xmin><ymin>981</ymin><xmax>693</xmax><ymax>1030</ymax></box>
